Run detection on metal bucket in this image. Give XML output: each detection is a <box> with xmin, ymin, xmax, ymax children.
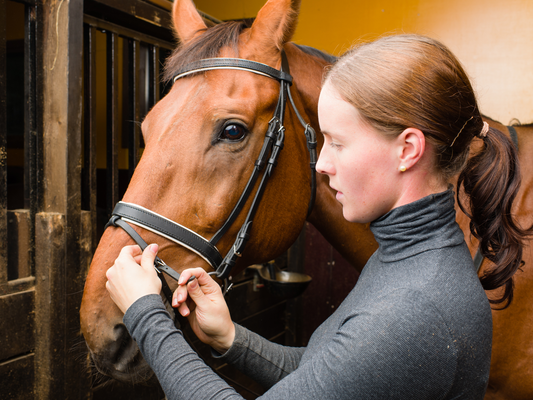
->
<box><xmin>247</xmin><ymin>262</ymin><xmax>312</xmax><ymax>299</ymax></box>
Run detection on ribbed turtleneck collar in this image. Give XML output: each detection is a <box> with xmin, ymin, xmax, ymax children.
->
<box><xmin>370</xmin><ymin>187</ymin><xmax>464</xmax><ymax>263</ymax></box>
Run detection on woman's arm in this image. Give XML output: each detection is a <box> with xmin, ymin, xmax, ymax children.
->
<box><xmin>124</xmin><ymin>290</ymin><xmax>459</xmax><ymax>400</ymax></box>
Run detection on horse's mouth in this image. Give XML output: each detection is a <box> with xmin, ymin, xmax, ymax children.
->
<box><xmin>87</xmin><ymin>328</ymin><xmax>155</xmax><ymax>384</ymax></box>
<box><xmin>90</xmin><ymin>349</ymin><xmax>155</xmax><ymax>384</ymax></box>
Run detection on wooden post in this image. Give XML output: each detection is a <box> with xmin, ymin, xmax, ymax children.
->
<box><xmin>40</xmin><ymin>0</ymin><xmax>89</xmax><ymax>398</ymax></box>
<box><xmin>34</xmin><ymin>212</ymin><xmax>66</xmax><ymax>399</ymax></box>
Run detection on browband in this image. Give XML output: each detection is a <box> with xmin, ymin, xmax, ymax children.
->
<box><xmin>173</xmin><ymin>58</ymin><xmax>293</xmax><ymax>84</ymax></box>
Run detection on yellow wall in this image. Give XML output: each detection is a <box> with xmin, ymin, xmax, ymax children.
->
<box><xmin>193</xmin><ymin>0</ymin><xmax>533</xmax><ymax>125</ymax></box>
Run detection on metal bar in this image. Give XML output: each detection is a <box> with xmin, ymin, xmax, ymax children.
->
<box><xmin>88</xmin><ymin>0</ymin><xmax>174</xmax><ymax>29</ymax></box>
<box><xmin>0</xmin><ymin>0</ymin><xmax>7</xmax><ymax>283</ymax></box>
<box><xmin>145</xmin><ymin>0</ymin><xmax>172</xmax><ymax>11</ymax></box>
<box><xmin>129</xmin><ymin>38</ymin><xmax>141</xmax><ymax>178</ymax></box>
<box><xmin>83</xmin><ymin>24</ymin><xmax>97</xmax><ymax>252</ymax></box>
<box><xmin>83</xmin><ymin>14</ymin><xmax>174</xmax><ymax>49</ymax></box>
<box><xmin>106</xmin><ymin>31</ymin><xmax>119</xmax><ymax>215</ymax></box>
<box><xmin>149</xmin><ymin>44</ymin><xmax>160</xmax><ymax>106</ymax></box>
<box><xmin>11</xmin><ymin>0</ymin><xmax>36</xmax><ymax>6</ymax></box>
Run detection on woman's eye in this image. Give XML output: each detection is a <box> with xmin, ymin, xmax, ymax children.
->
<box><xmin>220</xmin><ymin>124</ymin><xmax>246</xmax><ymax>141</ymax></box>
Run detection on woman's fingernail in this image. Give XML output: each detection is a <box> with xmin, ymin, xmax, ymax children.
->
<box><xmin>189</xmin><ymin>279</ymin><xmax>198</xmax><ymax>290</ymax></box>
<box><xmin>177</xmin><ymin>294</ymin><xmax>183</xmax><ymax>302</ymax></box>
<box><xmin>149</xmin><ymin>244</ymin><xmax>158</xmax><ymax>253</ymax></box>
<box><xmin>172</xmin><ymin>297</ymin><xmax>178</xmax><ymax>307</ymax></box>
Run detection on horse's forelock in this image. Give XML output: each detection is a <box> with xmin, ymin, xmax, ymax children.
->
<box><xmin>163</xmin><ymin>20</ymin><xmax>251</xmax><ymax>82</ymax></box>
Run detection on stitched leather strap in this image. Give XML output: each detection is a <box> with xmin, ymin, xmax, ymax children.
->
<box><xmin>507</xmin><ymin>125</ymin><xmax>519</xmax><ymax>149</ymax></box>
<box><xmin>106</xmin><ymin>216</ymin><xmax>178</xmax><ymax>305</ymax></box>
<box><xmin>111</xmin><ymin>202</ymin><xmax>224</xmax><ymax>270</ymax></box>
<box><xmin>173</xmin><ymin>58</ymin><xmax>293</xmax><ymax>84</ymax></box>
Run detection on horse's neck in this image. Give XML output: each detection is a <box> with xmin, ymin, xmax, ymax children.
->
<box><xmin>287</xmin><ymin>44</ymin><xmax>378</xmax><ymax>272</ymax></box>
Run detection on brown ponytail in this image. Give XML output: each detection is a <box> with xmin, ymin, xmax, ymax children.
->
<box><xmin>457</xmin><ymin>127</ymin><xmax>529</xmax><ymax>308</ymax></box>
<box><xmin>325</xmin><ymin>34</ymin><xmax>531</xmax><ymax>308</ymax></box>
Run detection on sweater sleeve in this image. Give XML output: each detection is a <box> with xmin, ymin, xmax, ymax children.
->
<box><xmin>124</xmin><ymin>294</ymin><xmax>241</xmax><ymax>400</ymax></box>
<box><xmin>124</xmin><ymin>291</ymin><xmax>458</xmax><ymax>400</ymax></box>
<box><xmin>213</xmin><ymin>323</ymin><xmax>306</xmax><ymax>389</ymax></box>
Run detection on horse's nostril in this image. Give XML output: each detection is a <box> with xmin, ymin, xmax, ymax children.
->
<box><xmin>111</xmin><ymin>324</ymin><xmax>137</xmax><ymax>372</ymax></box>
<box><xmin>89</xmin><ymin>324</ymin><xmax>153</xmax><ymax>382</ymax></box>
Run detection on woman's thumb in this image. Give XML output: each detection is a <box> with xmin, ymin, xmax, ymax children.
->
<box><xmin>186</xmin><ymin>278</ymin><xmax>207</xmax><ymax>306</ymax></box>
<box><xmin>141</xmin><ymin>244</ymin><xmax>159</xmax><ymax>270</ymax></box>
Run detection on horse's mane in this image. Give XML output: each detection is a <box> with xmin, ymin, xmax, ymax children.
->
<box><xmin>483</xmin><ymin>114</ymin><xmax>533</xmax><ymax>128</ymax></box>
<box><xmin>163</xmin><ymin>20</ymin><xmax>337</xmax><ymax>82</ymax></box>
<box><xmin>294</xmin><ymin>44</ymin><xmax>338</xmax><ymax>64</ymax></box>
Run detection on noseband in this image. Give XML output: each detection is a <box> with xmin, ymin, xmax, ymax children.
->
<box><xmin>106</xmin><ymin>51</ymin><xmax>317</xmax><ymax>301</ymax></box>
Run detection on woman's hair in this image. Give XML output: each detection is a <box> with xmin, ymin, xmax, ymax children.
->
<box><xmin>325</xmin><ymin>34</ymin><xmax>529</xmax><ymax>308</ymax></box>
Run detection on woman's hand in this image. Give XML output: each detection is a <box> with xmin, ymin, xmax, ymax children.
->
<box><xmin>173</xmin><ymin>268</ymin><xmax>235</xmax><ymax>354</ymax></box>
<box><xmin>106</xmin><ymin>244</ymin><xmax>162</xmax><ymax>314</ymax></box>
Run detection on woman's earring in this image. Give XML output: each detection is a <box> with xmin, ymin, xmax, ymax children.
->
<box><xmin>399</xmin><ymin>165</ymin><xmax>407</xmax><ymax>172</ymax></box>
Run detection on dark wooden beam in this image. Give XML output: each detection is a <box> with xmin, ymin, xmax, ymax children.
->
<box><xmin>0</xmin><ymin>0</ymin><xmax>7</xmax><ymax>283</ymax></box>
<box><xmin>83</xmin><ymin>23</ymin><xmax>98</xmax><ymax>253</ymax></box>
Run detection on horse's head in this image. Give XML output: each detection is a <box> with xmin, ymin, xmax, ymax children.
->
<box><xmin>80</xmin><ymin>0</ymin><xmax>330</xmax><ymax>382</ymax></box>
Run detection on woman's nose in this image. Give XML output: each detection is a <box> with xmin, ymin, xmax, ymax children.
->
<box><xmin>316</xmin><ymin>149</ymin><xmax>333</xmax><ymax>176</ymax></box>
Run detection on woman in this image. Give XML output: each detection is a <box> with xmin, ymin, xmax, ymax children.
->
<box><xmin>106</xmin><ymin>34</ymin><xmax>529</xmax><ymax>399</ymax></box>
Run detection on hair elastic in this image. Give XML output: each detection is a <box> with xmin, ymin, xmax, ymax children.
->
<box><xmin>479</xmin><ymin>121</ymin><xmax>489</xmax><ymax>138</ymax></box>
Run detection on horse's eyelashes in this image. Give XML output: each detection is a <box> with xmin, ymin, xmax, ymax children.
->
<box><xmin>219</xmin><ymin>123</ymin><xmax>247</xmax><ymax>142</ymax></box>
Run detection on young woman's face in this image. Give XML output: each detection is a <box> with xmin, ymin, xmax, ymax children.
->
<box><xmin>316</xmin><ymin>82</ymin><xmax>402</xmax><ymax>223</ymax></box>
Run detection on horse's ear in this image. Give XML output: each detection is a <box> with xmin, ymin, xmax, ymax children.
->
<box><xmin>172</xmin><ymin>0</ymin><xmax>208</xmax><ymax>43</ymax></box>
<box><xmin>248</xmin><ymin>0</ymin><xmax>301</xmax><ymax>56</ymax></box>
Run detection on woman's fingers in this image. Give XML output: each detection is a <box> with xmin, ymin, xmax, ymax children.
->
<box><xmin>140</xmin><ymin>244</ymin><xmax>159</xmax><ymax>272</ymax></box>
<box><xmin>105</xmin><ymin>244</ymin><xmax>162</xmax><ymax>314</ymax></box>
<box><xmin>172</xmin><ymin>267</ymin><xmax>219</xmax><ymax>307</ymax></box>
<box><xmin>118</xmin><ymin>244</ymin><xmax>143</xmax><ymax>260</ymax></box>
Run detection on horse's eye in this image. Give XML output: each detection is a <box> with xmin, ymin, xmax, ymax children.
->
<box><xmin>220</xmin><ymin>124</ymin><xmax>246</xmax><ymax>141</ymax></box>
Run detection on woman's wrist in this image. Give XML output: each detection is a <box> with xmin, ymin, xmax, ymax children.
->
<box><xmin>211</xmin><ymin>323</ymin><xmax>236</xmax><ymax>354</ymax></box>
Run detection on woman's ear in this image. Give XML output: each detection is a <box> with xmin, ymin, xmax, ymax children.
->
<box><xmin>397</xmin><ymin>128</ymin><xmax>425</xmax><ymax>171</ymax></box>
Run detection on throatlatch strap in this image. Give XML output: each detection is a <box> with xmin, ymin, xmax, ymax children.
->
<box><xmin>507</xmin><ymin>125</ymin><xmax>519</xmax><ymax>150</ymax></box>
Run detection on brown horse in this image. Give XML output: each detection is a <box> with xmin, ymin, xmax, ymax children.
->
<box><xmin>80</xmin><ymin>0</ymin><xmax>376</xmax><ymax>384</ymax></box>
<box><xmin>80</xmin><ymin>0</ymin><xmax>533</xmax><ymax>398</ymax></box>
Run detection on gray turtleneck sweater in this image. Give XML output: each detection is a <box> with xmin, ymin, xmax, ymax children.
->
<box><xmin>124</xmin><ymin>188</ymin><xmax>492</xmax><ymax>399</ymax></box>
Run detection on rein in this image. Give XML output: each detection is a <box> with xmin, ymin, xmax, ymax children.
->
<box><xmin>105</xmin><ymin>51</ymin><xmax>317</xmax><ymax>302</ymax></box>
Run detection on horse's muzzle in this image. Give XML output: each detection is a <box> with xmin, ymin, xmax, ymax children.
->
<box><xmin>89</xmin><ymin>323</ymin><xmax>154</xmax><ymax>383</ymax></box>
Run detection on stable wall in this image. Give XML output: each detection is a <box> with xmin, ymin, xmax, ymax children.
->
<box><xmin>194</xmin><ymin>0</ymin><xmax>533</xmax><ymax>126</ymax></box>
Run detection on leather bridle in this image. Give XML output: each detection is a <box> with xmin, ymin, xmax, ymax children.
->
<box><xmin>105</xmin><ymin>51</ymin><xmax>317</xmax><ymax>303</ymax></box>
